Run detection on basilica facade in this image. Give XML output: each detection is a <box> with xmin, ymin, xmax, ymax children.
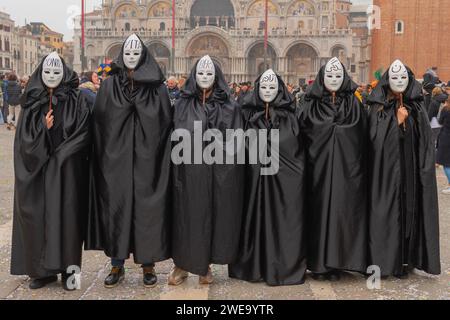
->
<box><xmin>73</xmin><ymin>0</ymin><xmax>371</xmax><ymax>85</ymax></box>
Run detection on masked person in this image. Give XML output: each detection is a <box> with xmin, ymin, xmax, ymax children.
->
<box><xmin>169</xmin><ymin>55</ymin><xmax>244</xmax><ymax>285</ymax></box>
<box><xmin>10</xmin><ymin>52</ymin><xmax>91</xmax><ymax>290</ymax></box>
<box><xmin>300</xmin><ymin>57</ymin><xmax>368</xmax><ymax>281</ymax></box>
<box><xmin>86</xmin><ymin>34</ymin><xmax>172</xmax><ymax>288</ymax></box>
<box><xmin>229</xmin><ymin>70</ymin><xmax>307</xmax><ymax>286</ymax></box>
<box><xmin>367</xmin><ymin>60</ymin><xmax>441</xmax><ymax>278</ymax></box>
<box><xmin>237</xmin><ymin>82</ymin><xmax>252</xmax><ymax>106</ymax></box>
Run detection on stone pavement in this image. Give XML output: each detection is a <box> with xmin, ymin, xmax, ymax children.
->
<box><xmin>0</xmin><ymin>125</ymin><xmax>449</xmax><ymax>300</ymax></box>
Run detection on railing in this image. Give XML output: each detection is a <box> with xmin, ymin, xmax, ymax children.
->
<box><xmin>84</xmin><ymin>27</ymin><xmax>352</xmax><ymax>38</ymax></box>
<box><xmin>228</xmin><ymin>28</ymin><xmax>352</xmax><ymax>37</ymax></box>
<box><xmin>85</xmin><ymin>29</ymin><xmax>189</xmax><ymax>38</ymax></box>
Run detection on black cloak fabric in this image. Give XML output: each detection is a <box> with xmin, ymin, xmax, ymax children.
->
<box><xmin>366</xmin><ymin>67</ymin><xmax>441</xmax><ymax>276</ymax></box>
<box><xmin>11</xmin><ymin>56</ymin><xmax>91</xmax><ymax>278</ymax></box>
<box><xmin>229</xmin><ymin>73</ymin><xmax>307</xmax><ymax>286</ymax></box>
<box><xmin>172</xmin><ymin>60</ymin><xmax>244</xmax><ymax>276</ymax></box>
<box><xmin>86</xmin><ymin>35</ymin><xmax>172</xmax><ymax>264</ymax></box>
<box><xmin>299</xmin><ymin>64</ymin><xmax>368</xmax><ymax>274</ymax></box>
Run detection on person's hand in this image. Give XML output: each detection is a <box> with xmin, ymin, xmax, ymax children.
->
<box><xmin>397</xmin><ymin>106</ymin><xmax>409</xmax><ymax>126</ymax></box>
<box><xmin>46</xmin><ymin>110</ymin><xmax>54</xmax><ymax>129</ymax></box>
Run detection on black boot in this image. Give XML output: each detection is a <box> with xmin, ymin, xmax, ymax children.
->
<box><xmin>394</xmin><ymin>272</ymin><xmax>409</xmax><ymax>279</ymax></box>
<box><xmin>311</xmin><ymin>273</ymin><xmax>328</xmax><ymax>281</ymax></box>
<box><xmin>104</xmin><ymin>267</ymin><xmax>125</xmax><ymax>288</ymax></box>
<box><xmin>29</xmin><ymin>275</ymin><xmax>58</xmax><ymax>290</ymax></box>
<box><xmin>326</xmin><ymin>270</ymin><xmax>341</xmax><ymax>282</ymax></box>
<box><xmin>143</xmin><ymin>266</ymin><xmax>158</xmax><ymax>288</ymax></box>
<box><xmin>394</xmin><ymin>266</ymin><xmax>410</xmax><ymax>279</ymax></box>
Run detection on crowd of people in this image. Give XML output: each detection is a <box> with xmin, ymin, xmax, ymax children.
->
<box><xmin>1</xmin><ymin>33</ymin><xmax>446</xmax><ymax>292</ymax></box>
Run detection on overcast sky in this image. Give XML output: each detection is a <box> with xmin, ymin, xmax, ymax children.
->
<box><xmin>1</xmin><ymin>0</ymin><xmax>372</xmax><ymax>41</ymax></box>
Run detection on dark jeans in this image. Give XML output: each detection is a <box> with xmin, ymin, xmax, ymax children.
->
<box><xmin>1</xmin><ymin>104</ymin><xmax>8</xmax><ymax>121</ymax></box>
<box><xmin>111</xmin><ymin>259</ymin><xmax>154</xmax><ymax>269</ymax></box>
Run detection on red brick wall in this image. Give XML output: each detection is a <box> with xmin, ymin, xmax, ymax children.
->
<box><xmin>336</xmin><ymin>12</ymin><xmax>349</xmax><ymax>29</ymax></box>
<box><xmin>371</xmin><ymin>0</ymin><xmax>450</xmax><ymax>82</ymax></box>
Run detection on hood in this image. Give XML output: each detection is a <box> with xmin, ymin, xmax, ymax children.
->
<box><xmin>110</xmin><ymin>34</ymin><xmax>165</xmax><ymax>85</ymax></box>
<box><xmin>22</xmin><ymin>54</ymin><xmax>79</xmax><ymax>109</ymax></box>
<box><xmin>79</xmin><ymin>81</ymin><xmax>97</xmax><ymax>93</ymax></box>
<box><xmin>306</xmin><ymin>62</ymin><xmax>358</xmax><ymax>100</ymax></box>
<box><xmin>181</xmin><ymin>59</ymin><xmax>230</xmax><ymax>103</ymax></box>
<box><xmin>242</xmin><ymin>71</ymin><xmax>295</xmax><ymax>112</ymax></box>
<box><xmin>434</xmin><ymin>93</ymin><xmax>449</xmax><ymax>104</ymax></box>
<box><xmin>367</xmin><ymin>65</ymin><xmax>423</xmax><ymax>106</ymax></box>
<box><xmin>425</xmin><ymin>68</ymin><xmax>438</xmax><ymax>78</ymax></box>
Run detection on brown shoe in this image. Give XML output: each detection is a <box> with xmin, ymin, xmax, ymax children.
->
<box><xmin>199</xmin><ymin>267</ymin><xmax>213</xmax><ymax>285</ymax></box>
<box><xmin>168</xmin><ymin>267</ymin><xmax>189</xmax><ymax>286</ymax></box>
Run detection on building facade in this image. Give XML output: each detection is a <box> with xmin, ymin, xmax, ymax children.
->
<box><xmin>74</xmin><ymin>0</ymin><xmax>371</xmax><ymax>85</ymax></box>
<box><xmin>28</xmin><ymin>22</ymin><xmax>65</xmax><ymax>62</ymax></box>
<box><xmin>372</xmin><ymin>0</ymin><xmax>450</xmax><ymax>81</ymax></box>
<box><xmin>0</xmin><ymin>11</ymin><xmax>14</xmax><ymax>74</ymax></box>
<box><xmin>63</xmin><ymin>41</ymin><xmax>75</xmax><ymax>68</ymax></box>
<box><xmin>12</xmin><ymin>26</ymin><xmax>39</xmax><ymax>77</ymax></box>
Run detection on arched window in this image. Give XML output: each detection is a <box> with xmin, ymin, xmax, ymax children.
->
<box><xmin>395</xmin><ymin>20</ymin><xmax>404</xmax><ymax>34</ymax></box>
<box><xmin>160</xmin><ymin>22</ymin><xmax>166</xmax><ymax>31</ymax></box>
<box><xmin>125</xmin><ymin>23</ymin><xmax>131</xmax><ymax>31</ymax></box>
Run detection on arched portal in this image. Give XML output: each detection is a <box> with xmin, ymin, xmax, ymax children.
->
<box><xmin>148</xmin><ymin>1</ymin><xmax>172</xmax><ymax>17</ymax></box>
<box><xmin>331</xmin><ymin>46</ymin><xmax>348</xmax><ymax>69</ymax></box>
<box><xmin>247</xmin><ymin>42</ymin><xmax>277</xmax><ymax>80</ymax></box>
<box><xmin>190</xmin><ymin>0</ymin><xmax>235</xmax><ymax>28</ymax></box>
<box><xmin>247</xmin><ymin>0</ymin><xmax>279</xmax><ymax>16</ymax></box>
<box><xmin>287</xmin><ymin>0</ymin><xmax>316</xmax><ymax>16</ymax></box>
<box><xmin>114</xmin><ymin>3</ymin><xmax>140</xmax><ymax>32</ymax></box>
<box><xmin>187</xmin><ymin>34</ymin><xmax>230</xmax><ymax>78</ymax></box>
<box><xmin>115</xmin><ymin>3</ymin><xmax>139</xmax><ymax>19</ymax></box>
<box><xmin>106</xmin><ymin>43</ymin><xmax>123</xmax><ymax>61</ymax></box>
<box><xmin>286</xmin><ymin>43</ymin><xmax>319</xmax><ymax>85</ymax></box>
<box><xmin>148</xmin><ymin>42</ymin><xmax>171</xmax><ymax>76</ymax></box>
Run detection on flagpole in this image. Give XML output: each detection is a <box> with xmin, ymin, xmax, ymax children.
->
<box><xmin>264</xmin><ymin>0</ymin><xmax>268</xmax><ymax>69</ymax></box>
<box><xmin>81</xmin><ymin>0</ymin><xmax>86</xmax><ymax>71</ymax></box>
<box><xmin>171</xmin><ymin>0</ymin><xmax>176</xmax><ymax>76</ymax></box>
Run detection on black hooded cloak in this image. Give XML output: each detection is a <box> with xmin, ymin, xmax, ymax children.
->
<box><xmin>11</xmin><ymin>56</ymin><xmax>91</xmax><ymax>278</ymax></box>
<box><xmin>172</xmin><ymin>60</ymin><xmax>244</xmax><ymax>276</ymax></box>
<box><xmin>86</xmin><ymin>35</ymin><xmax>172</xmax><ymax>264</ymax></box>
<box><xmin>366</xmin><ymin>67</ymin><xmax>440</xmax><ymax>276</ymax></box>
<box><xmin>299</xmin><ymin>64</ymin><xmax>368</xmax><ymax>274</ymax></box>
<box><xmin>229</xmin><ymin>73</ymin><xmax>307</xmax><ymax>286</ymax></box>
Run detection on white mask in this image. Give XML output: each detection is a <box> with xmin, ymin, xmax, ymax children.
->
<box><xmin>324</xmin><ymin>57</ymin><xmax>344</xmax><ymax>92</ymax></box>
<box><xmin>123</xmin><ymin>34</ymin><xmax>142</xmax><ymax>70</ymax></box>
<box><xmin>259</xmin><ymin>69</ymin><xmax>279</xmax><ymax>103</ymax></box>
<box><xmin>196</xmin><ymin>55</ymin><xmax>216</xmax><ymax>90</ymax></box>
<box><xmin>389</xmin><ymin>59</ymin><xmax>409</xmax><ymax>93</ymax></box>
<box><xmin>41</xmin><ymin>52</ymin><xmax>64</xmax><ymax>89</ymax></box>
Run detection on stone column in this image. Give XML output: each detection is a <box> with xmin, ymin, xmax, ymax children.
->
<box><xmin>73</xmin><ymin>35</ymin><xmax>82</xmax><ymax>74</ymax></box>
